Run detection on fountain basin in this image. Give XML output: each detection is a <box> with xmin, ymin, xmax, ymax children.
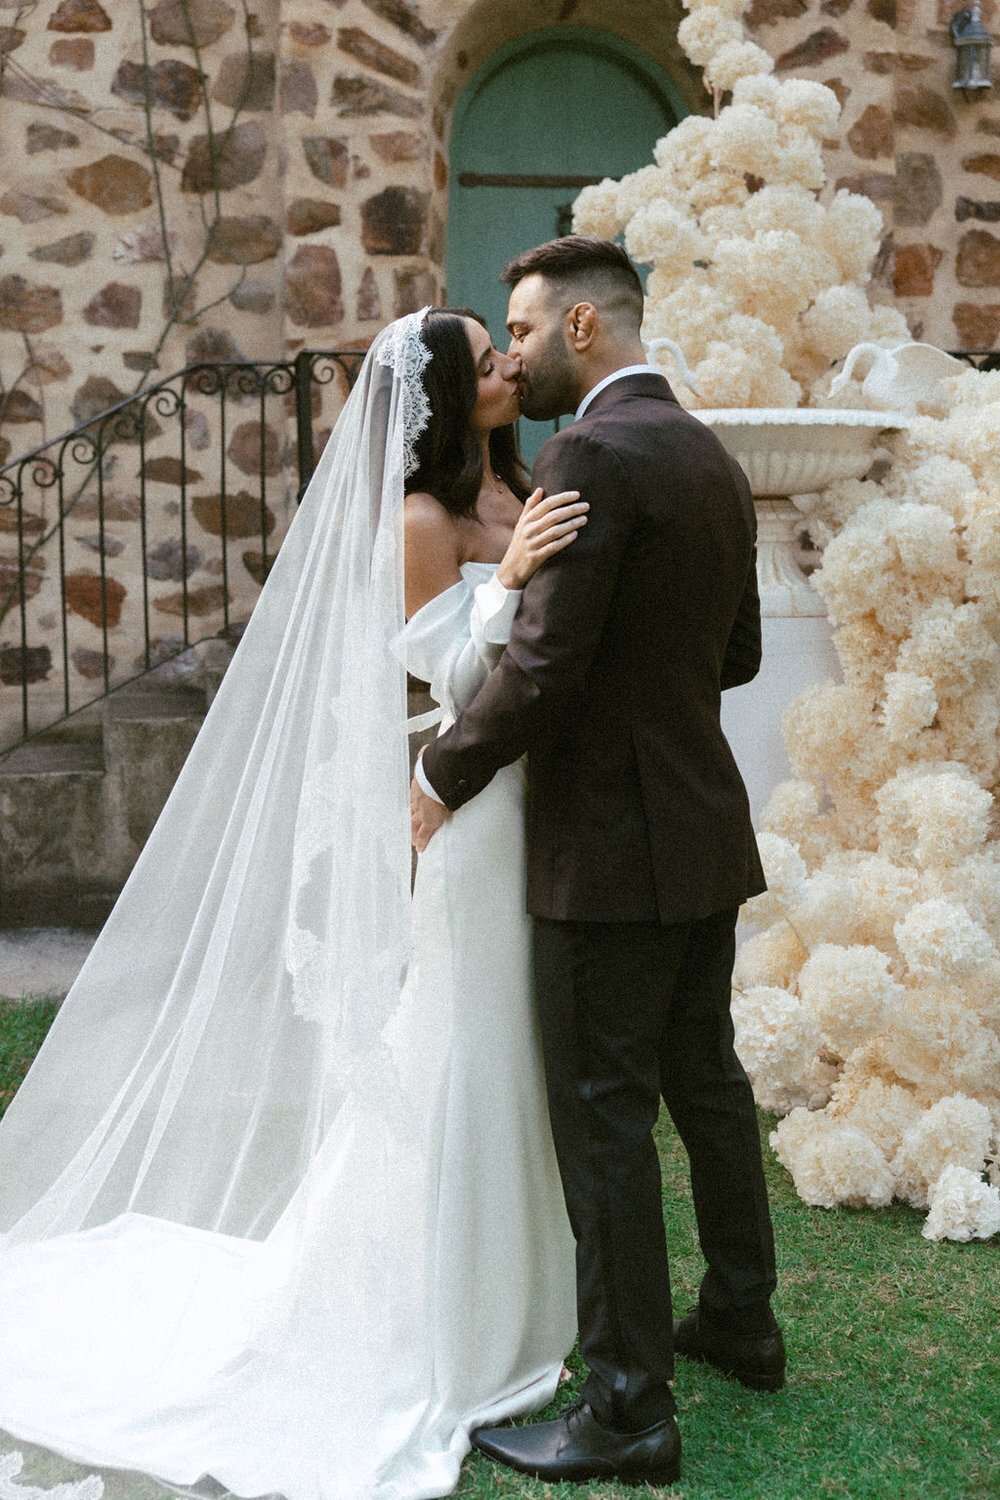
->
<box><xmin>691</xmin><ymin>406</ymin><xmax>910</xmax><ymax>496</ymax></box>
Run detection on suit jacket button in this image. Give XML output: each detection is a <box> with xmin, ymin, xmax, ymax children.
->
<box><xmin>457</xmin><ymin>778</ymin><xmax>468</xmax><ymax>790</ymax></box>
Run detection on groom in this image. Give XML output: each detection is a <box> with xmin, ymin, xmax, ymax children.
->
<box><xmin>411</xmin><ymin>236</ymin><xmax>782</xmax><ymax>1485</ymax></box>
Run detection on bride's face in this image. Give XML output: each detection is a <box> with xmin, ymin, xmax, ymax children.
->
<box><xmin>464</xmin><ymin>318</ymin><xmax>521</xmax><ymax>434</ymax></box>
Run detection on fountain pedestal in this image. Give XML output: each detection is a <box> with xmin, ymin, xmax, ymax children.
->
<box><xmin>692</xmin><ymin>407</ymin><xmax>907</xmax><ymax>826</ymax></box>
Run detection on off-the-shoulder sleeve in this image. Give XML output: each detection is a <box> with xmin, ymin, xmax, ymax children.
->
<box><xmin>393</xmin><ymin>572</ymin><xmax>522</xmax><ymax>719</ymax></box>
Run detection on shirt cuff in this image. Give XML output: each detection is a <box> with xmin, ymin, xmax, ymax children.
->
<box><xmin>414</xmin><ymin>751</ymin><xmax>445</xmax><ymax>804</ymax></box>
<box><xmin>471</xmin><ymin>573</ymin><xmax>522</xmax><ymax>654</ymax></box>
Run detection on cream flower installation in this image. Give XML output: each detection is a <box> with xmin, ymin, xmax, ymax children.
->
<box><xmin>574</xmin><ymin>7</ymin><xmax>905</xmax><ymax>409</ymax></box>
<box><xmin>572</xmin><ymin>0</ymin><xmax>1000</xmax><ymax>1240</ymax></box>
<box><xmin>741</xmin><ymin>386</ymin><xmax>1000</xmax><ymax>1242</ymax></box>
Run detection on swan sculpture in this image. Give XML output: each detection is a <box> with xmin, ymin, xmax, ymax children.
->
<box><xmin>829</xmin><ymin>340</ymin><xmax>966</xmax><ymax>413</ymax></box>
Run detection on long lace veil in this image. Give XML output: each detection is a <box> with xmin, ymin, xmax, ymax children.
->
<box><xmin>0</xmin><ymin>312</ymin><xmax>431</xmax><ymax>1246</ymax></box>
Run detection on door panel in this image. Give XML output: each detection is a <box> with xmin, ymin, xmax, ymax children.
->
<box><xmin>448</xmin><ymin>28</ymin><xmax>683</xmax><ymax>464</ymax></box>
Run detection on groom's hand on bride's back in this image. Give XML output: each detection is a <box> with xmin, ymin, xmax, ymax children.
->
<box><xmin>410</xmin><ymin>773</ymin><xmax>451</xmax><ymax>851</ymax></box>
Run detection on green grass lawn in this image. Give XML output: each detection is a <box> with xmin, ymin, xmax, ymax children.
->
<box><xmin>1</xmin><ymin>1003</ymin><xmax>996</xmax><ymax>1500</ymax></box>
<box><xmin>0</xmin><ymin>995</ymin><xmax>59</xmax><ymax>1117</ymax></box>
<box><xmin>454</xmin><ymin>1109</ymin><xmax>998</xmax><ymax>1500</ymax></box>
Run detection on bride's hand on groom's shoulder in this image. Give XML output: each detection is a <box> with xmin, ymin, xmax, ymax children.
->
<box><xmin>497</xmin><ymin>487</ymin><xmax>588</xmax><ymax>590</ymax></box>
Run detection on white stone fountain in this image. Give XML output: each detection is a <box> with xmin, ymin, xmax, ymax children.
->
<box><xmin>695</xmin><ymin>405</ymin><xmax>908</xmax><ymax>824</ymax></box>
<box><xmin>643</xmin><ymin>336</ymin><xmax>966</xmax><ymax>825</ymax></box>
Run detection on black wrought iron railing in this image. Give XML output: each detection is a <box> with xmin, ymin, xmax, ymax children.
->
<box><xmin>1</xmin><ymin>346</ymin><xmax>998</xmax><ymax>758</ymax></box>
<box><xmin>0</xmin><ymin>351</ymin><xmax>366</xmax><ymax>756</ymax></box>
<box><xmin>951</xmin><ymin>350</ymin><xmax>1000</xmax><ymax>372</ymax></box>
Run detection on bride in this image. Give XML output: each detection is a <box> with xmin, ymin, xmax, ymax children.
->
<box><xmin>0</xmin><ymin>308</ymin><xmax>588</xmax><ymax>1500</ymax></box>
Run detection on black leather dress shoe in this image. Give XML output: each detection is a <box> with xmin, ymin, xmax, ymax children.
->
<box><xmin>673</xmin><ymin>1307</ymin><xmax>786</xmax><ymax>1391</ymax></box>
<box><xmin>471</xmin><ymin>1398</ymin><xmax>681</xmax><ymax>1486</ymax></box>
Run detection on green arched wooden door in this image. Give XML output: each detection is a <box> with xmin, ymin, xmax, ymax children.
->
<box><xmin>447</xmin><ymin>27</ymin><xmax>685</xmax><ymax>459</ymax></box>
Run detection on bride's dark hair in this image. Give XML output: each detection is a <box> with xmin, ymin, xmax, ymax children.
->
<box><xmin>408</xmin><ymin>307</ymin><xmax>531</xmax><ymax>519</ymax></box>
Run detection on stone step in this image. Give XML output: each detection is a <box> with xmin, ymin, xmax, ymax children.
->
<box><xmin>0</xmin><ymin>728</ymin><xmax>104</xmax><ymax>777</ymax></box>
<box><xmin>104</xmin><ymin>682</ymin><xmax>208</xmax><ymax>720</ymax></box>
<box><xmin>1</xmin><ymin>653</ymin><xmax>230</xmax><ymax>927</ymax></box>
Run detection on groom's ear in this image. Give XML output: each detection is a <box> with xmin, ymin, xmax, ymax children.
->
<box><xmin>567</xmin><ymin>301</ymin><xmax>597</xmax><ymax>351</ymax></box>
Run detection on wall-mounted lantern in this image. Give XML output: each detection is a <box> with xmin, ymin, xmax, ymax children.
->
<box><xmin>951</xmin><ymin>0</ymin><xmax>994</xmax><ymax>94</ymax></box>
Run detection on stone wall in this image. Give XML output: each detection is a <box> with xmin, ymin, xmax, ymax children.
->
<box><xmin>745</xmin><ymin>0</ymin><xmax>1000</xmax><ymax>346</ymax></box>
<box><xmin>1</xmin><ymin>0</ymin><xmax>999</xmax><ymax>740</ymax></box>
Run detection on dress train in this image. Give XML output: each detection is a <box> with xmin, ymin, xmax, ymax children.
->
<box><xmin>0</xmin><ymin>565</ymin><xmax>575</xmax><ymax>1500</ymax></box>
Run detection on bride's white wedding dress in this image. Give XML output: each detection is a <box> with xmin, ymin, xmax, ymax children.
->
<box><xmin>0</xmin><ymin>564</ymin><xmax>575</xmax><ymax>1500</ymax></box>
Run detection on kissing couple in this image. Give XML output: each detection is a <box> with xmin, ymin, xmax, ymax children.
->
<box><xmin>0</xmin><ymin>235</ymin><xmax>782</xmax><ymax>1499</ymax></box>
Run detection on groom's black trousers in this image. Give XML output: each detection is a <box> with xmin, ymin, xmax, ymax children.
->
<box><xmin>533</xmin><ymin>907</ymin><xmax>777</xmax><ymax>1431</ymax></box>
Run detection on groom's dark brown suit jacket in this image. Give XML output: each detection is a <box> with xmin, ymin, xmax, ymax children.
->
<box><xmin>421</xmin><ymin>371</ymin><xmax>766</xmax><ymax>925</ymax></box>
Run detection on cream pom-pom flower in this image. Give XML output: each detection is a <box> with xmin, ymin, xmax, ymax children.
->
<box><xmin>768</xmin><ymin>129</ymin><xmax>827</xmax><ymax>193</ymax></box>
<box><xmin>791</xmin><ymin>868</ymin><xmax>867</xmax><ymax>949</ymax></box>
<box><xmin>677</xmin><ymin>7</ymin><xmax>744</xmax><ymax>67</ymax></box>
<box><xmin>884</xmin><ymin>985</ymin><xmax>1000</xmax><ymax>1098</ymax></box>
<box><xmin>892</xmin><ymin>1094</ymin><xmax>993</xmax><ymax>1208</ymax></box>
<box><xmin>817</xmin><ymin>189</ymin><xmax>884</xmax><ymax>284</ymax></box>
<box><xmin>624</xmin><ymin>201</ymin><xmax>707</xmax><ymax>272</ymax></box>
<box><xmin>782</xmin><ymin>680</ymin><xmax>873</xmax><ymax>784</ymax></box>
<box><xmin>697</xmin><ymin>202</ymin><xmax>749</xmax><ymax>242</ymax></box>
<box><xmin>732</xmin><ymin>986</ymin><xmax>823</xmax><ymax>1112</ymax></box>
<box><xmin>722</xmin><ymin>311</ymin><xmax>787</xmax><ymax>366</ymax></box>
<box><xmin>733</xmin><ymin>920</ymin><xmax>809</xmax><ymax>991</ymax></box>
<box><xmin>922</xmin><ymin>849</ymin><xmax>1000</xmax><ymax>945</ymax></box>
<box><xmin>801</xmin><ymin>284</ymin><xmax>874</xmax><ymax>363</ymax></box>
<box><xmin>832</xmin><ymin>616</ymin><xmax>902</xmax><ymax>701</ymax></box>
<box><xmin>641</xmin><ymin>278</ymin><xmax>738</xmax><ymax>363</ymax></box>
<box><xmin>896</xmin><ymin>600</ymin><xmax>1000</xmax><ymax>691</ymax></box>
<box><xmin>895</xmin><ymin>897</ymin><xmax>996</xmax><ymax>982</ymax></box>
<box><xmin>731</xmin><ymin>73</ymin><xmax>782</xmax><ymax>114</ymax></box>
<box><xmin>922</xmin><ymin>1165</ymin><xmax>1000</xmax><ymax>1241</ymax></box>
<box><xmin>759</xmin><ymin>778</ymin><xmax>840</xmax><ymax>869</ymax></box>
<box><xmin>879</xmin><ymin>670</ymin><xmax>938</xmax><ymax>743</ymax></box>
<box><xmin>802</xmin><ymin>476</ymin><xmax>882</xmax><ymax>550</ymax></box>
<box><xmin>708</xmin><ymin>102</ymin><xmax>783</xmax><ymax>180</ymax></box>
<box><xmin>816</xmin><ymin>501</ymin><xmax>963</xmax><ymax>635</ymax></box>
<box><xmin>572</xmin><ymin>178</ymin><xmax>626</xmax><ymax>240</ymax></box>
<box><xmin>742</xmin><ymin>831</ymin><xmax>808</xmax><ymax>929</ymax></box>
<box><xmin>690</xmin><ymin>344</ymin><xmax>756</xmax><ymax>407</ymax></box>
<box><xmin>770</xmin><ymin>1108</ymin><xmax>895</xmax><ymax>1208</ymax></box>
<box><xmin>837</xmin><ymin>853</ymin><xmax>921</xmax><ymax>948</ymax></box>
<box><xmin>614</xmin><ymin>163</ymin><xmax>674</xmax><ymax>226</ymax></box>
<box><xmin>687</xmin><ymin>169</ymin><xmax>753</xmax><ymax>215</ymax></box>
<box><xmin>935</xmin><ymin>689</ymin><xmax>1000</xmax><ymax>789</ymax></box>
<box><xmin>743</xmin><ymin>183</ymin><xmax>824</xmax><ymax>239</ymax></box>
<box><xmin>943</xmin><ymin>405</ymin><xmax>1000</xmax><ymax>476</ymax></box>
<box><xmin>797</xmin><ymin>943</ymin><xmax>905</xmax><ymax>1059</ymax></box>
<box><xmin>653</xmin><ymin>115</ymin><xmax>717</xmax><ymax>186</ymax></box>
<box><xmin>868</xmin><ymin>303</ymin><xmax>912</xmax><ymax>344</ymax></box>
<box><xmin>829</xmin><ymin>1077</ymin><xmax>923</xmax><ymax>1161</ymax></box>
<box><xmin>940</xmin><ymin>366</ymin><xmax>1000</xmax><ymax>411</ymax></box>
<box><xmin>750</xmin><ymin>363</ymin><xmax>806</xmax><ymax>408</ymax></box>
<box><xmin>876</xmin><ymin>765</ymin><xmax>993</xmax><ymax>869</ymax></box>
<box><xmin>705</xmin><ymin>39</ymin><xmax>775</xmax><ymax>94</ymax></box>
<box><xmin>906</xmin><ymin>455</ymin><xmax>977</xmax><ymax>519</ymax></box>
<box><xmin>713</xmin><ymin>231</ymin><xmax>832</xmax><ymax>320</ymax></box>
<box><xmin>773</xmin><ymin>79</ymin><xmax>842</xmax><ymax>140</ymax></box>
<box><xmin>965</xmin><ymin>507</ymin><xmax>1000</xmax><ymax>616</ymax></box>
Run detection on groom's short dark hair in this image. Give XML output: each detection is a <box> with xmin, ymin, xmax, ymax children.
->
<box><xmin>500</xmin><ymin>236</ymin><xmax>643</xmax><ymax>331</ymax></box>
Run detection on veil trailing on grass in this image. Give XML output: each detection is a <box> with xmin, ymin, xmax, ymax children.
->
<box><xmin>0</xmin><ymin>313</ymin><xmax>428</xmax><ymax>1246</ymax></box>
<box><xmin>0</xmin><ymin>306</ymin><xmax>578</xmax><ymax>1500</ymax></box>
